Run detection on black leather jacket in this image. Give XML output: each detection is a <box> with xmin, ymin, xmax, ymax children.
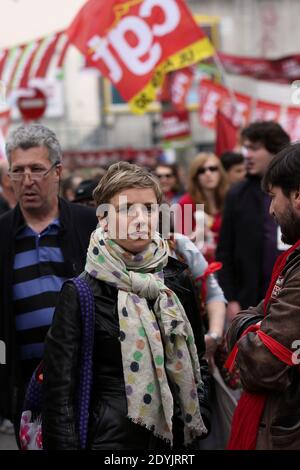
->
<box><xmin>42</xmin><ymin>257</ymin><xmax>211</xmax><ymax>450</ymax></box>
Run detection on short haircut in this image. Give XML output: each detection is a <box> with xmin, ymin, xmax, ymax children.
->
<box><xmin>241</xmin><ymin>121</ymin><xmax>290</xmax><ymax>155</ymax></box>
<box><xmin>93</xmin><ymin>161</ymin><xmax>163</xmax><ymax>206</ymax></box>
<box><xmin>262</xmin><ymin>143</ymin><xmax>300</xmax><ymax>197</ymax></box>
<box><xmin>6</xmin><ymin>124</ymin><xmax>62</xmax><ymax>166</ymax></box>
<box><xmin>220</xmin><ymin>152</ymin><xmax>244</xmax><ymax>171</ymax></box>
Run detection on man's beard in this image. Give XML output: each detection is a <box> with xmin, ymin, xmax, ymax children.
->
<box><xmin>278</xmin><ymin>205</ymin><xmax>300</xmax><ymax>245</ymax></box>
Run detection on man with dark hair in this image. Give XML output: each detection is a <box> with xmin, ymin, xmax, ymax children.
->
<box><xmin>241</xmin><ymin>121</ymin><xmax>290</xmax><ymax>156</ymax></box>
<box><xmin>220</xmin><ymin>151</ymin><xmax>246</xmax><ymax>186</ymax></box>
<box><xmin>226</xmin><ymin>142</ymin><xmax>300</xmax><ymax>450</ymax></box>
<box><xmin>0</xmin><ymin>124</ymin><xmax>97</xmax><ymax>441</ymax></box>
<box><xmin>216</xmin><ymin>121</ymin><xmax>290</xmax><ymax>320</ymax></box>
<box><xmin>73</xmin><ymin>179</ymin><xmax>98</xmax><ymax>207</ymax></box>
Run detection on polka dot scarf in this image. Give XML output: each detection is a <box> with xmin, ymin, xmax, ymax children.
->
<box><xmin>85</xmin><ymin>228</ymin><xmax>207</xmax><ymax>446</ymax></box>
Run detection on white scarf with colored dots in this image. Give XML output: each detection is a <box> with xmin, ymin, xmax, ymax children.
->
<box><xmin>85</xmin><ymin>227</ymin><xmax>206</xmax><ymax>446</ymax></box>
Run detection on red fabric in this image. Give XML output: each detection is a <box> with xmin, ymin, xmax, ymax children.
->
<box><xmin>228</xmin><ymin>391</ymin><xmax>266</xmax><ymax>450</ymax></box>
<box><xmin>195</xmin><ymin>261</ymin><xmax>222</xmax><ymax>305</ymax></box>
<box><xmin>226</xmin><ymin>238</ymin><xmax>300</xmax><ymax>450</ymax></box>
<box><xmin>177</xmin><ymin>193</ymin><xmax>196</xmax><ymax>234</ymax></box>
<box><xmin>257</xmin><ymin>330</ymin><xmax>298</xmax><ymax>367</ymax></box>
<box><xmin>66</xmin><ymin>0</ymin><xmax>212</xmax><ymax>103</ymax></box>
<box><xmin>263</xmin><ymin>239</ymin><xmax>300</xmax><ymax>315</ymax></box>
<box><xmin>225</xmin><ymin>323</ymin><xmax>260</xmax><ymax>372</ymax></box>
<box><xmin>164</xmin><ymin>191</ymin><xmax>176</xmax><ymax>205</ymax></box>
<box><xmin>202</xmin><ymin>212</ymin><xmax>222</xmax><ymax>263</ymax></box>
<box><xmin>211</xmin><ymin>212</ymin><xmax>222</xmax><ymax>235</ymax></box>
<box><xmin>215</xmin><ymin>110</ymin><xmax>238</xmax><ymax>157</ymax></box>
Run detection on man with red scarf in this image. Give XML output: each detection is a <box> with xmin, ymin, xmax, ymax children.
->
<box><xmin>226</xmin><ymin>142</ymin><xmax>300</xmax><ymax>450</ymax></box>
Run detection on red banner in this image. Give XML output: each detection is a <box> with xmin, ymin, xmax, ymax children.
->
<box><xmin>63</xmin><ymin>148</ymin><xmax>161</xmax><ymax>170</ymax></box>
<box><xmin>199</xmin><ymin>79</ymin><xmax>252</xmax><ymax>128</ymax></box>
<box><xmin>0</xmin><ymin>32</ymin><xmax>68</xmax><ymax>94</ymax></box>
<box><xmin>199</xmin><ymin>79</ymin><xmax>228</xmax><ymax>128</ymax></box>
<box><xmin>161</xmin><ymin>109</ymin><xmax>191</xmax><ymax>140</ymax></box>
<box><xmin>218</xmin><ymin>52</ymin><xmax>300</xmax><ymax>83</ymax></box>
<box><xmin>221</xmin><ymin>91</ymin><xmax>252</xmax><ymax>128</ymax></box>
<box><xmin>198</xmin><ymin>78</ymin><xmax>300</xmax><ymax>142</ymax></box>
<box><xmin>280</xmin><ymin>107</ymin><xmax>300</xmax><ymax>142</ymax></box>
<box><xmin>159</xmin><ymin>67</ymin><xmax>194</xmax><ymax>110</ymax></box>
<box><xmin>67</xmin><ymin>0</ymin><xmax>214</xmax><ymax>113</ymax></box>
<box><xmin>252</xmin><ymin>100</ymin><xmax>281</xmax><ymax>122</ymax></box>
<box><xmin>170</xmin><ymin>67</ymin><xmax>194</xmax><ymax>111</ymax></box>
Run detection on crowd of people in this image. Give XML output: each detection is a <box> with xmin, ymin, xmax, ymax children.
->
<box><xmin>0</xmin><ymin>120</ymin><xmax>299</xmax><ymax>451</ymax></box>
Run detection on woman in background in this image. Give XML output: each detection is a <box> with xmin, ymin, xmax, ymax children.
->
<box><xmin>154</xmin><ymin>163</ymin><xmax>183</xmax><ymax>205</ymax></box>
<box><xmin>178</xmin><ymin>153</ymin><xmax>229</xmax><ymax>263</ymax></box>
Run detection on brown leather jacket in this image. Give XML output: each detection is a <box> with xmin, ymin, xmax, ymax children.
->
<box><xmin>227</xmin><ymin>246</ymin><xmax>300</xmax><ymax>450</ymax></box>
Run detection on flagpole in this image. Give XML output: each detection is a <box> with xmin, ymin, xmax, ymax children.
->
<box><xmin>212</xmin><ymin>52</ymin><xmax>238</xmax><ymax>113</ymax></box>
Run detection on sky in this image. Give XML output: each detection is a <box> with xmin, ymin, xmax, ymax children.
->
<box><xmin>0</xmin><ymin>0</ymin><xmax>87</xmax><ymax>48</ymax></box>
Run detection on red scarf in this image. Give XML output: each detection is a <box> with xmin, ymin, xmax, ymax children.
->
<box><xmin>195</xmin><ymin>261</ymin><xmax>222</xmax><ymax>307</ymax></box>
<box><xmin>225</xmin><ymin>238</ymin><xmax>300</xmax><ymax>450</ymax></box>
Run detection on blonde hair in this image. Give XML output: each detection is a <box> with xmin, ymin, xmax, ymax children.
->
<box><xmin>188</xmin><ymin>153</ymin><xmax>229</xmax><ymax>214</ymax></box>
<box><xmin>93</xmin><ymin>161</ymin><xmax>163</xmax><ymax>206</ymax></box>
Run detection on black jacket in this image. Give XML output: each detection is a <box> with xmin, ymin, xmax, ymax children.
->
<box><xmin>216</xmin><ymin>175</ymin><xmax>273</xmax><ymax>309</ymax></box>
<box><xmin>0</xmin><ymin>195</ymin><xmax>10</xmax><ymax>215</ymax></box>
<box><xmin>0</xmin><ymin>198</ymin><xmax>97</xmax><ymax>420</ymax></box>
<box><xmin>42</xmin><ymin>259</ymin><xmax>211</xmax><ymax>450</ymax></box>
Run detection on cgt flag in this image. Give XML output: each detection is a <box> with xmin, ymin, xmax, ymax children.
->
<box><xmin>66</xmin><ymin>0</ymin><xmax>214</xmax><ymax>114</ymax></box>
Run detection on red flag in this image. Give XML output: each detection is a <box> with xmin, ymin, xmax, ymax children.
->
<box><xmin>215</xmin><ymin>110</ymin><xmax>238</xmax><ymax>157</ymax></box>
<box><xmin>218</xmin><ymin>51</ymin><xmax>300</xmax><ymax>84</ymax></box>
<box><xmin>158</xmin><ymin>67</ymin><xmax>193</xmax><ymax>110</ymax></box>
<box><xmin>252</xmin><ymin>100</ymin><xmax>281</xmax><ymax>122</ymax></box>
<box><xmin>66</xmin><ymin>0</ymin><xmax>214</xmax><ymax>113</ymax></box>
<box><xmin>199</xmin><ymin>79</ymin><xmax>228</xmax><ymax>128</ymax></box>
<box><xmin>169</xmin><ymin>67</ymin><xmax>193</xmax><ymax>111</ymax></box>
<box><xmin>161</xmin><ymin>109</ymin><xmax>191</xmax><ymax>140</ymax></box>
<box><xmin>221</xmin><ymin>91</ymin><xmax>252</xmax><ymax>127</ymax></box>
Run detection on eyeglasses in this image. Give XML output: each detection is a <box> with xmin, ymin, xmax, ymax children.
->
<box><xmin>197</xmin><ymin>165</ymin><xmax>219</xmax><ymax>175</ymax></box>
<box><xmin>155</xmin><ymin>173</ymin><xmax>174</xmax><ymax>179</ymax></box>
<box><xmin>8</xmin><ymin>161</ymin><xmax>60</xmax><ymax>181</ymax></box>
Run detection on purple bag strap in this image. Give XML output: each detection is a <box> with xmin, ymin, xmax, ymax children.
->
<box><xmin>71</xmin><ymin>277</ymin><xmax>95</xmax><ymax>450</ymax></box>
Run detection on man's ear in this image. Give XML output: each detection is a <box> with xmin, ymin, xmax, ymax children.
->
<box><xmin>292</xmin><ymin>189</ymin><xmax>300</xmax><ymax>210</ymax></box>
<box><xmin>56</xmin><ymin>164</ymin><xmax>63</xmax><ymax>178</ymax></box>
